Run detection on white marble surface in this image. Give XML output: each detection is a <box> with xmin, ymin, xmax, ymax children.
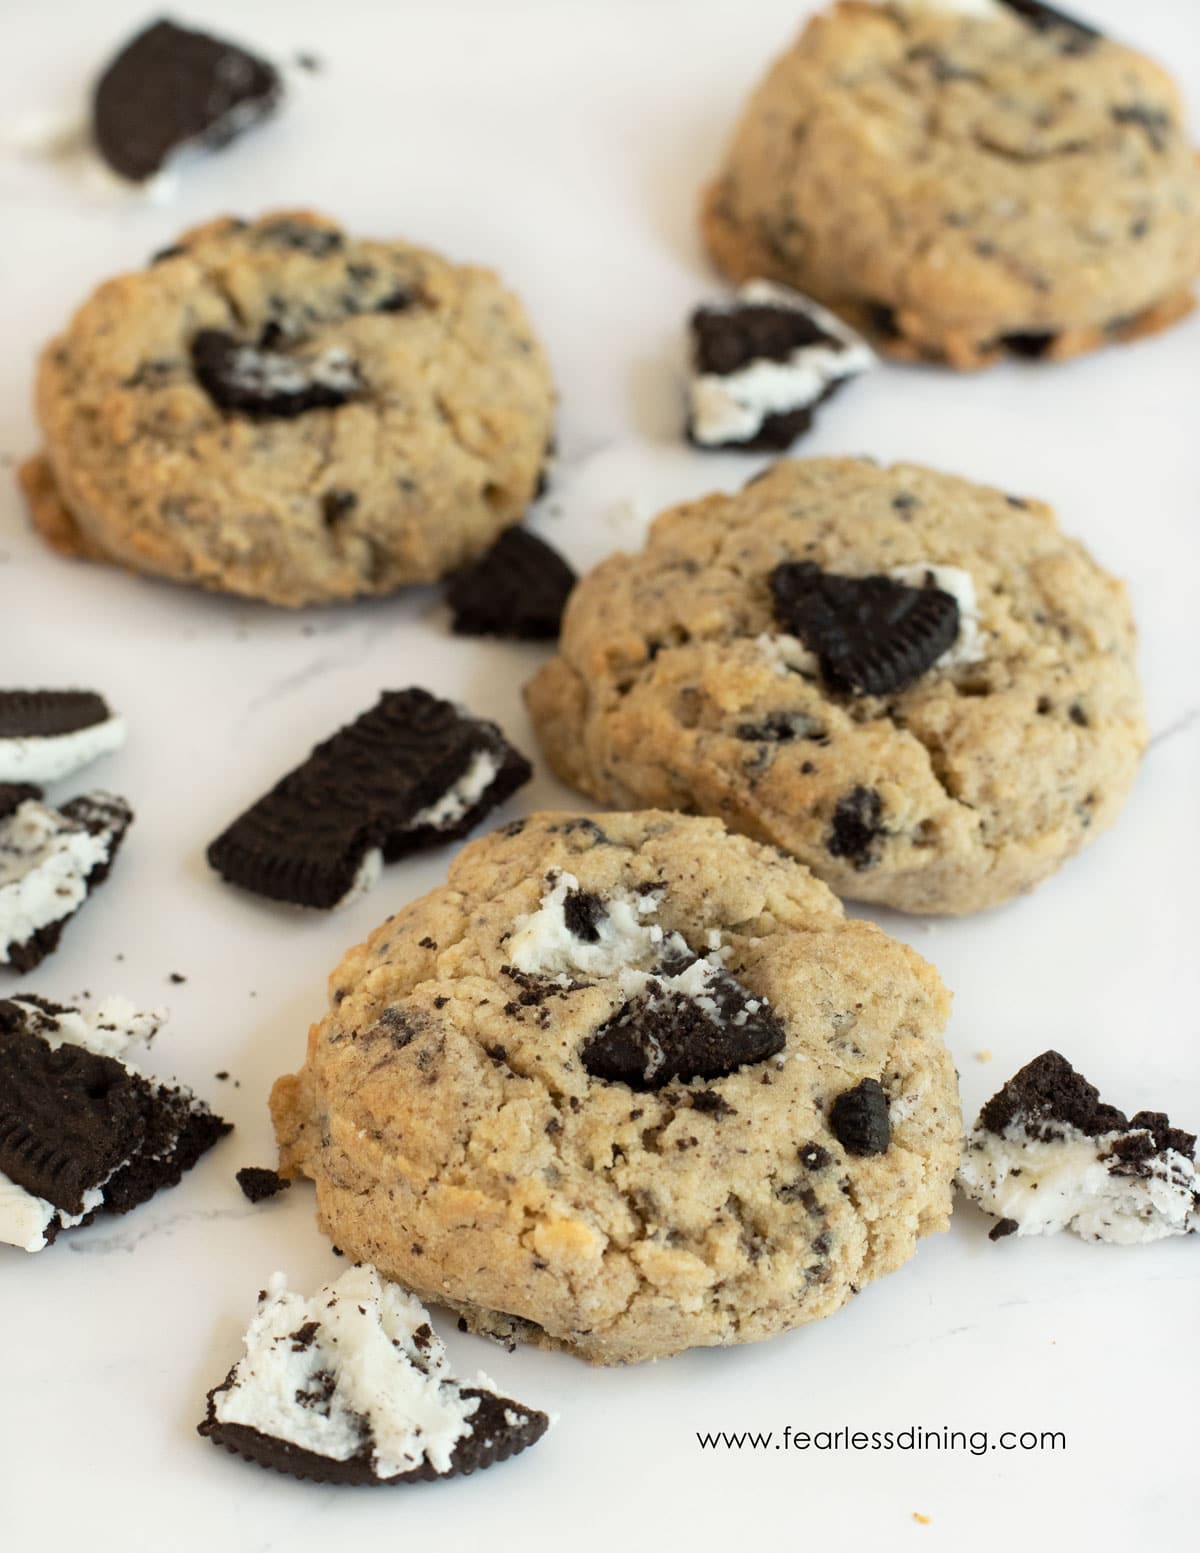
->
<box><xmin>1</xmin><ymin>1</ymin><xmax>1197</xmax><ymax>1547</ymax></box>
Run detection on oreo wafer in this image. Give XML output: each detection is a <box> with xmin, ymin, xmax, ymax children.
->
<box><xmin>207</xmin><ymin>690</ymin><xmax>531</xmax><ymax>909</ymax></box>
<box><xmin>0</xmin><ymin>690</ymin><xmax>125</xmax><ymax>785</ymax></box>
<box><xmin>445</xmin><ymin>527</ymin><xmax>577</xmax><ymax>640</ymax></box>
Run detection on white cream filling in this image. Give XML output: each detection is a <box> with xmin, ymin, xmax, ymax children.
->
<box><xmin>958</xmin><ymin>1123</ymin><xmax>1200</xmax><ymax>1245</ymax></box>
<box><xmin>508</xmin><ymin>872</ymin><xmax>666</xmax><ymax>979</ymax></box>
<box><xmin>689</xmin><ymin>279</ymin><xmax>875</xmax><ymax>447</ymax></box>
<box><xmin>333</xmin><ymin>848</ymin><xmax>383</xmax><ymax>911</ymax></box>
<box><xmin>406</xmin><ymin>749</ymin><xmax>500</xmax><ymax>831</ymax></box>
<box><xmin>212</xmin><ymin>1267</ymin><xmax>481</xmax><ymax>1478</ymax></box>
<box><xmin>755</xmin><ymin>631</ymin><xmax>818</xmax><ymax>678</ymax></box>
<box><xmin>0</xmin><ymin>715</ymin><xmax>126</xmax><ymax>784</ymax></box>
<box><xmin>225</xmin><ymin>344</ymin><xmax>359</xmax><ymax>398</ymax></box>
<box><xmin>891</xmin><ymin>0</ymin><xmax>1003</xmax><ymax>16</ymax></box>
<box><xmin>889</xmin><ymin>562</ymin><xmax>986</xmax><ymax>668</ymax></box>
<box><xmin>0</xmin><ymin>800</ymin><xmax>113</xmax><ymax>963</ymax></box>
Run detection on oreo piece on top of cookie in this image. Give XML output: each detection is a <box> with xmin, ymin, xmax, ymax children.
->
<box><xmin>957</xmin><ymin>1050</ymin><xmax>1199</xmax><ymax>1244</ymax></box>
<box><xmin>190</xmin><ymin>331</ymin><xmax>363</xmax><ymax>420</ymax></box>
<box><xmin>92</xmin><ymin>18</ymin><xmax>283</xmax><ymax>183</ymax></box>
<box><xmin>769</xmin><ymin>561</ymin><xmax>964</xmax><ymax>696</ymax></box>
<box><xmin>687</xmin><ymin>279</ymin><xmax>875</xmax><ymax>451</ymax></box>
<box><xmin>445</xmin><ymin>528</ymin><xmax>577</xmax><ymax>641</ymax></box>
<box><xmin>198</xmin><ymin>1265</ymin><xmax>549</xmax><ymax>1484</ymax></box>
<box><xmin>997</xmin><ymin>1</ymin><xmax>1101</xmax><ymax>45</ymax></box>
<box><xmin>0</xmin><ymin>995</ymin><xmax>229</xmax><ymax>1253</ymax></box>
<box><xmin>207</xmin><ymin>690</ymin><xmax>532</xmax><ymax>910</ymax></box>
<box><xmin>0</xmin><ymin>690</ymin><xmax>126</xmax><ymax>786</ymax></box>
<box><xmin>1</xmin><ymin>791</ymin><xmax>133</xmax><ymax>973</ymax></box>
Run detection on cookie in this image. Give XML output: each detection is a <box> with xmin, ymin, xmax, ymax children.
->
<box><xmin>271</xmin><ymin>810</ymin><xmax>960</xmax><ymax>1365</ymax></box>
<box><xmin>0</xmin><ymin>690</ymin><xmax>125</xmax><ymax>785</ymax></box>
<box><xmin>92</xmin><ymin>19</ymin><xmax>282</xmax><ymax>183</ymax></box>
<box><xmin>958</xmin><ymin>1051</ymin><xmax>1199</xmax><ymax>1243</ymax></box>
<box><xmin>1</xmin><ymin>792</ymin><xmax>132</xmax><ymax>971</ymax></box>
<box><xmin>0</xmin><ymin>994</ymin><xmax>229</xmax><ymax>1252</ymax></box>
<box><xmin>22</xmin><ymin>210</ymin><xmax>555</xmax><ymax>605</ymax></box>
<box><xmin>700</xmin><ymin>1</ymin><xmax>1200</xmax><ymax>367</ymax></box>
<box><xmin>445</xmin><ymin>528</ymin><xmax>577</xmax><ymax>640</ymax></box>
<box><xmin>526</xmin><ymin>458</ymin><xmax>1145</xmax><ymax>915</ymax></box>
<box><xmin>687</xmin><ymin>280</ymin><xmax>874</xmax><ymax>450</ymax></box>
<box><xmin>199</xmin><ymin>1266</ymin><xmax>548</xmax><ymax>1483</ymax></box>
<box><xmin>208</xmin><ymin>690</ymin><xmax>531</xmax><ymax>909</ymax></box>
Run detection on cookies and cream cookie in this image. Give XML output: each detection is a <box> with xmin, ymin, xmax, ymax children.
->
<box><xmin>701</xmin><ymin>1</ymin><xmax>1200</xmax><ymax>366</ymax></box>
<box><xmin>526</xmin><ymin>458</ymin><xmax>1145</xmax><ymax>915</ymax></box>
<box><xmin>271</xmin><ymin>810</ymin><xmax>960</xmax><ymax>1365</ymax></box>
<box><xmin>22</xmin><ymin>210</ymin><xmax>555</xmax><ymax>605</ymax></box>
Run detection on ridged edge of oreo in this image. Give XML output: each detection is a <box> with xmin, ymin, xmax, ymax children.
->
<box><xmin>0</xmin><ymin>690</ymin><xmax>111</xmax><ymax>740</ymax></box>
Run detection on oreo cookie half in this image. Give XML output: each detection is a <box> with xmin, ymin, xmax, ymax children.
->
<box><xmin>687</xmin><ymin>279</ymin><xmax>874</xmax><ymax>451</ymax></box>
<box><xmin>0</xmin><ymin>791</ymin><xmax>133</xmax><ymax>972</ymax></box>
<box><xmin>207</xmin><ymin>690</ymin><xmax>531</xmax><ymax>909</ymax></box>
<box><xmin>770</xmin><ymin>561</ymin><xmax>960</xmax><ymax>696</ymax></box>
<box><xmin>0</xmin><ymin>690</ymin><xmax>125</xmax><ymax>785</ymax></box>
<box><xmin>0</xmin><ymin>995</ymin><xmax>229</xmax><ymax>1252</ymax></box>
<box><xmin>92</xmin><ymin>19</ymin><xmax>283</xmax><ymax>183</ymax></box>
<box><xmin>198</xmin><ymin>1266</ymin><xmax>549</xmax><ymax>1483</ymax></box>
<box><xmin>445</xmin><ymin>528</ymin><xmax>577</xmax><ymax>640</ymax></box>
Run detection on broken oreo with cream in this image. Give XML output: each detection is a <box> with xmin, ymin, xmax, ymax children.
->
<box><xmin>0</xmin><ymin>995</ymin><xmax>229</xmax><ymax>1253</ymax></box>
<box><xmin>198</xmin><ymin>1265</ymin><xmax>549</xmax><ymax>1484</ymax></box>
<box><xmin>957</xmin><ymin>1051</ymin><xmax>1199</xmax><ymax>1244</ymax></box>
<box><xmin>0</xmin><ymin>691</ymin><xmax>126</xmax><ymax>785</ymax></box>
<box><xmin>687</xmin><ymin>279</ymin><xmax>874</xmax><ymax>451</ymax></box>
<box><xmin>92</xmin><ymin>19</ymin><xmax>283</xmax><ymax>183</ymax></box>
<box><xmin>1</xmin><ymin>791</ymin><xmax>132</xmax><ymax>971</ymax></box>
<box><xmin>207</xmin><ymin>690</ymin><xmax>531</xmax><ymax>909</ymax></box>
<box><xmin>770</xmin><ymin>561</ymin><xmax>962</xmax><ymax>696</ymax></box>
<box><xmin>191</xmin><ymin>331</ymin><xmax>362</xmax><ymax>418</ymax></box>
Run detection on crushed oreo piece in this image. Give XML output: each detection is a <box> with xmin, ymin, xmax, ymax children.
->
<box><xmin>562</xmin><ymin>889</ymin><xmax>605</xmax><ymax>943</ymax></box>
<box><xmin>735</xmin><ymin>711</ymin><xmax>825</xmax><ymax>743</ymax></box>
<box><xmin>581</xmin><ymin>956</ymin><xmax>786</xmax><ymax>1091</ymax></box>
<box><xmin>687</xmin><ymin>279</ymin><xmax>874</xmax><ymax>451</ymax></box>
<box><xmin>0</xmin><ymin>785</ymin><xmax>42</xmax><ymax>820</ymax></box>
<box><xmin>997</xmin><ymin>1</ymin><xmax>1101</xmax><ymax>43</ymax></box>
<box><xmin>207</xmin><ymin>690</ymin><xmax>531</xmax><ymax>910</ymax></box>
<box><xmin>191</xmin><ymin>331</ymin><xmax>362</xmax><ymax>419</ymax></box>
<box><xmin>826</xmin><ymin>786</ymin><xmax>885</xmax><ymax>871</ymax></box>
<box><xmin>92</xmin><ymin>19</ymin><xmax>283</xmax><ymax>182</ymax></box>
<box><xmin>959</xmin><ymin>1051</ymin><xmax>1200</xmax><ymax>1243</ymax></box>
<box><xmin>829</xmin><ymin>1078</ymin><xmax>891</xmax><ymax>1156</ymax></box>
<box><xmin>0</xmin><ymin>690</ymin><xmax>125</xmax><ymax>786</ymax></box>
<box><xmin>236</xmin><ymin>1166</ymin><xmax>291</xmax><ymax>1203</ymax></box>
<box><xmin>1</xmin><ymin>792</ymin><xmax>133</xmax><ymax>972</ymax></box>
<box><xmin>199</xmin><ymin>1266</ymin><xmax>548</xmax><ymax>1483</ymax></box>
<box><xmin>770</xmin><ymin>561</ymin><xmax>960</xmax><ymax>696</ymax></box>
<box><xmin>0</xmin><ymin>996</ymin><xmax>228</xmax><ymax>1251</ymax></box>
<box><xmin>445</xmin><ymin>528</ymin><xmax>576</xmax><ymax>640</ymax></box>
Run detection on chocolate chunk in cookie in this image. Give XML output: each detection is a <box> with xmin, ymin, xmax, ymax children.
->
<box><xmin>826</xmin><ymin>786</ymin><xmax>885</xmax><ymax>870</ymax></box>
<box><xmin>190</xmin><ymin>331</ymin><xmax>362</xmax><ymax>419</ymax></box>
<box><xmin>236</xmin><ymin>1166</ymin><xmax>291</xmax><ymax>1203</ymax></box>
<box><xmin>445</xmin><ymin>527</ymin><xmax>576</xmax><ymax>640</ymax></box>
<box><xmin>207</xmin><ymin>690</ymin><xmax>531</xmax><ymax>909</ymax></box>
<box><xmin>199</xmin><ymin>1266</ymin><xmax>549</xmax><ymax>1483</ymax></box>
<box><xmin>1</xmin><ymin>792</ymin><xmax>133</xmax><ymax>972</ymax></box>
<box><xmin>581</xmin><ymin>956</ymin><xmax>786</xmax><ymax>1090</ymax></box>
<box><xmin>770</xmin><ymin>561</ymin><xmax>960</xmax><ymax>695</ymax></box>
<box><xmin>829</xmin><ymin>1078</ymin><xmax>891</xmax><ymax>1156</ymax></box>
<box><xmin>0</xmin><ymin>690</ymin><xmax>125</xmax><ymax>786</ymax></box>
<box><xmin>92</xmin><ymin>19</ymin><xmax>282</xmax><ymax>182</ymax></box>
<box><xmin>687</xmin><ymin>280</ymin><xmax>874</xmax><ymax>451</ymax></box>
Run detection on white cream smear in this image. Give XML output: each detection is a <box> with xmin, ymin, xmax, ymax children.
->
<box><xmin>689</xmin><ymin>280</ymin><xmax>876</xmax><ymax>447</ymax></box>
<box><xmin>212</xmin><ymin>1267</ymin><xmax>485</xmax><ymax>1478</ymax></box>
<box><xmin>407</xmin><ymin>749</ymin><xmax>500</xmax><ymax>831</ymax></box>
<box><xmin>0</xmin><ymin>800</ymin><xmax>113</xmax><ymax>964</ymax></box>
<box><xmin>507</xmin><ymin>871</ymin><xmax>668</xmax><ymax>980</ymax></box>
<box><xmin>0</xmin><ymin>715</ymin><xmax>126</xmax><ymax>784</ymax></box>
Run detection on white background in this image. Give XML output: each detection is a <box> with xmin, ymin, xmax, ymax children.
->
<box><xmin>1</xmin><ymin>2</ymin><xmax>1197</xmax><ymax>1548</ymax></box>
